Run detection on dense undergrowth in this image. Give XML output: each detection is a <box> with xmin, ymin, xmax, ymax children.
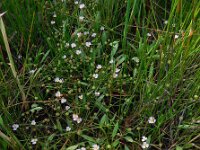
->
<box><xmin>0</xmin><ymin>0</ymin><xmax>199</xmax><ymax>150</ymax></box>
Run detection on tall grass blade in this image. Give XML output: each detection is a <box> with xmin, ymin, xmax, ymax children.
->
<box><xmin>0</xmin><ymin>12</ymin><xmax>27</xmax><ymax>109</ymax></box>
<box><xmin>122</xmin><ymin>0</ymin><xmax>131</xmax><ymax>50</ymax></box>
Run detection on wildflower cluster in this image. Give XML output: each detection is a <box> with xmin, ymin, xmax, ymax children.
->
<box><xmin>7</xmin><ymin>0</ymin><xmax>188</xmax><ymax>149</ymax></box>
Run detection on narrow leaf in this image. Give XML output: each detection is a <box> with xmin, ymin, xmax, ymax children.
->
<box><xmin>112</xmin><ymin>122</ymin><xmax>119</xmax><ymax>140</ymax></box>
<box><xmin>124</xmin><ymin>136</ymin><xmax>134</xmax><ymax>143</ymax></box>
<box><xmin>66</xmin><ymin>145</ymin><xmax>79</xmax><ymax>150</ymax></box>
<box><xmin>80</xmin><ymin>134</ymin><xmax>96</xmax><ymax>143</ymax></box>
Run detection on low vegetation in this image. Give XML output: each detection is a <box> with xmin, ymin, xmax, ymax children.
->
<box><xmin>0</xmin><ymin>0</ymin><xmax>199</xmax><ymax>149</ymax></box>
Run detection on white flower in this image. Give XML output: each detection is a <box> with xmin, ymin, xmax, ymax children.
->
<box><xmin>53</xmin><ymin>13</ymin><xmax>57</xmax><ymax>18</ymax></box>
<box><xmin>79</xmin><ymin>4</ymin><xmax>85</xmax><ymax>9</ymax></box>
<box><xmin>92</xmin><ymin>144</ymin><xmax>100</xmax><ymax>150</ymax></box>
<box><xmin>77</xmin><ymin>32</ymin><xmax>82</xmax><ymax>38</ymax></box>
<box><xmin>71</xmin><ymin>43</ymin><xmax>77</xmax><ymax>48</ymax></box>
<box><xmin>66</xmin><ymin>126</ymin><xmax>71</xmax><ymax>131</ymax></box>
<box><xmin>61</xmin><ymin>98</ymin><xmax>67</xmax><ymax>104</ymax></box>
<box><xmin>96</xmin><ymin>64</ymin><xmax>102</xmax><ymax>69</ymax></box>
<box><xmin>55</xmin><ymin>91</ymin><xmax>61</xmax><ymax>97</ymax></box>
<box><xmin>79</xmin><ymin>16</ymin><xmax>84</xmax><ymax>21</ymax></box>
<box><xmin>54</xmin><ymin>77</ymin><xmax>60</xmax><ymax>82</ymax></box>
<box><xmin>100</xmin><ymin>26</ymin><xmax>105</xmax><ymax>31</ymax></box>
<box><xmin>85</xmin><ymin>42</ymin><xmax>92</xmax><ymax>47</ymax></box>
<box><xmin>12</xmin><ymin>124</ymin><xmax>19</xmax><ymax>131</ymax></box>
<box><xmin>141</xmin><ymin>136</ymin><xmax>147</xmax><ymax>142</ymax></box>
<box><xmin>115</xmin><ymin>68</ymin><xmax>120</xmax><ymax>73</ymax></box>
<box><xmin>72</xmin><ymin>114</ymin><xmax>82</xmax><ymax>123</ymax></box>
<box><xmin>59</xmin><ymin>79</ymin><xmax>64</xmax><ymax>83</ymax></box>
<box><xmin>147</xmin><ymin>33</ymin><xmax>151</xmax><ymax>37</ymax></box>
<box><xmin>172</xmin><ymin>23</ymin><xmax>176</xmax><ymax>27</ymax></box>
<box><xmin>77</xmin><ymin>117</ymin><xmax>82</xmax><ymax>123</ymax></box>
<box><xmin>65</xmin><ymin>106</ymin><xmax>70</xmax><ymax>111</ymax></box>
<box><xmin>29</xmin><ymin>69</ymin><xmax>36</xmax><ymax>74</ymax></box>
<box><xmin>148</xmin><ymin>116</ymin><xmax>156</xmax><ymax>124</ymax></box>
<box><xmin>91</xmin><ymin>33</ymin><xmax>97</xmax><ymax>37</ymax></box>
<box><xmin>175</xmin><ymin>34</ymin><xmax>179</xmax><ymax>39</ymax></box>
<box><xmin>74</xmin><ymin>1</ymin><xmax>79</xmax><ymax>4</ymax></box>
<box><xmin>18</xmin><ymin>54</ymin><xmax>22</xmax><ymax>59</ymax></box>
<box><xmin>31</xmin><ymin>120</ymin><xmax>36</xmax><ymax>126</ymax></box>
<box><xmin>78</xmin><ymin>95</ymin><xmax>83</xmax><ymax>100</ymax></box>
<box><xmin>76</xmin><ymin>50</ymin><xmax>82</xmax><ymax>55</ymax></box>
<box><xmin>51</xmin><ymin>20</ymin><xmax>55</xmax><ymax>25</ymax></box>
<box><xmin>31</xmin><ymin>138</ymin><xmax>38</xmax><ymax>145</ymax></box>
<box><xmin>77</xmin><ymin>148</ymin><xmax>86</xmax><ymax>150</ymax></box>
<box><xmin>113</xmin><ymin>73</ymin><xmax>118</xmax><ymax>78</ymax></box>
<box><xmin>72</xmin><ymin>114</ymin><xmax>79</xmax><ymax>121</ymax></box>
<box><xmin>141</xmin><ymin>142</ymin><xmax>149</xmax><ymax>149</ymax></box>
<box><xmin>54</xmin><ymin>77</ymin><xmax>64</xmax><ymax>83</ymax></box>
<box><xmin>95</xmin><ymin>91</ymin><xmax>100</xmax><ymax>96</ymax></box>
<box><xmin>164</xmin><ymin>20</ymin><xmax>168</xmax><ymax>24</ymax></box>
<box><xmin>62</xmin><ymin>55</ymin><xmax>66</xmax><ymax>59</ymax></box>
<box><xmin>84</xmin><ymin>31</ymin><xmax>89</xmax><ymax>35</ymax></box>
<box><xmin>109</xmin><ymin>59</ymin><xmax>114</xmax><ymax>64</ymax></box>
<box><xmin>93</xmin><ymin>73</ymin><xmax>99</xmax><ymax>79</ymax></box>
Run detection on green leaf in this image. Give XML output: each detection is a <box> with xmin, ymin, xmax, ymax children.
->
<box><xmin>78</xmin><ymin>81</ymin><xmax>89</xmax><ymax>86</ymax></box>
<box><xmin>56</xmin><ymin>119</ymin><xmax>62</xmax><ymax>132</ymax></box>
<box><xmin>95</xmin><ymin>95</ymin><xmax>107</xmax><ymax>113</ymax></box>
<box><xmin>183</xmin><ymin>143</ymin><xmax>193</xmax><ymax>149</ymax></box>
<box><xmin>95</xmin><ymin>100</ymin><xmax>107</xmax><ymax>113</ymax></box>
<box><xmin>176</xmin><ymin>145</ymin><xmax>183</xmax><ymax>150</ymax></box>
<box><xmin>66</xmin><ymin>145</ymin><xmax>79</xmax><ymax>150</ymax></box>
<box><xmin>41</xmin><ymin>50</ymin><xmax>50</xmax><ymax>63</ymax></box>
<box><xmin>110</xmin><ymin>41</ymin><xmax>119</xmax><ymax>58</ymax></box>
<box><xmin>80</xmin><ymin>134</ymin><xmax>96</xmax><ymax>143</ymax></box>
<box><xmin>125</xmin><ymin>145</ymin><xmax>130</xmax><ymax>150</ymax></box>
<box><xmin>147</xmin><ymin>135</ymin><xmax>151</xmax><ymax>144</ymax></box>
<box><xmin>95</xmin><ymin>11</ymin><xmax>101</xmax><ymax>29</ymax></box>
<box><xmin>116</xmin><ymin>54</ymin><xmax>127</xmax><ymax>66</ymax></box>
<box><xmin>178</xmin><ymin>124</ymin><xmax>193</xmax><ymax>129</ymax></box>
<box><xmin>148</xmin><ymin>62</ymin><xmax>154</xmax><ymax>80</ymax></box>
<box><xmin>30</xmin><ymin>107</ymin><xmax>43</xmax><ymax>113</ymax></box>
<box><xmin>112</xmin><ymin>139</ymin><xmax>120</xmax><ymax>148</ymax></box>
<box><xmin>112</xmin><ymin>122</ymin><xmax>119</xmax><ymax>140</ymax></box>
<box><xmin>47</xmin><ymin>134</ymin><xmax>55</xmax><ymax>141</ymax></box>
<box><xmin>99</xmin><ymin>114</ymin><xmax>109</xmax><ymax>127</ymax></box>
<box><xmin>101</xmin><ymin>31</ymin><xmax>107</xmax><ymax>45</ymax></box>
<box><xmin>97</xmin><ymin>94</ymin><xmax>105</xmax><ymax>101</ymax></box>
<box><xmin>124</xmin><ymin>136</ymin><xmax>134</xmax><ymax>143</ymax></box>
<box><xmin>31</xmin><ymin>103</ymin><xmax>38</xmax><ymax>108</ymax></box>
<box><xmin>0</xmin><ymin>115</ymin><xmax>4</xmax><ymax>127</ymax></box>
<box><xmin>133</xmin><ymin>68</ymin><xmax>137</xmax><ymax>77</ymax></box>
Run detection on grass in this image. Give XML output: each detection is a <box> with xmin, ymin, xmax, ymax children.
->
<box><xmin>0</xmin><ymin>0</ymin><xmax>199</xmax><ymax>149</ymax></box>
